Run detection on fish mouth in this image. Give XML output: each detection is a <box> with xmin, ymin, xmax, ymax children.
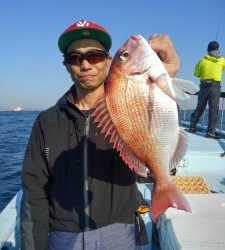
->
<box><xmin>130</xmin><ymin>34</ymin><xmax>142</xmax><ymax>41</ymax></box>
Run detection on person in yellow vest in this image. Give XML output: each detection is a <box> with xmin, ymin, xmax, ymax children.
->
<box><xmin>189</xmin><ymin>41</ymin><xmax>225</xmax><ymax>139</ymax></box>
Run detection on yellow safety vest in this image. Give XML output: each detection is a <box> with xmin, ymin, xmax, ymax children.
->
<box><xmin>194</xmin><ymin>54</ymin><xmax>225</xmax><ymax>82</ymax></box>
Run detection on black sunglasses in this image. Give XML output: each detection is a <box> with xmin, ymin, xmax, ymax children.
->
<box><xmin>64</xmin><ymin>50</ymin><xmax>109</xmax><ymax>66</ymax></box>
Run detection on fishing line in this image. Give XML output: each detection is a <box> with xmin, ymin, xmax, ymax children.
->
<box><xmin>215</xmin><ymin>2</ymin><xmax>225</xmax><ymax>40</ymax></box>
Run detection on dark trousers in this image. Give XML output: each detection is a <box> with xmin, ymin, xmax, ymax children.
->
<box><xmin>190</xmin><ymin>81</ymin><xmax>221</xmax><ymax>131</ymax></box>
<box><xmin>48</xmin><ymin>223</ymin><xmax>141</xmax><ymax>250</ymax></box>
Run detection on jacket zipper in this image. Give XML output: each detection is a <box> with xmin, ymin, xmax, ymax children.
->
<box><xmin>83</xmin><ymin>114</ymin><xmax>90</xmax><ymax>231</ymax></box>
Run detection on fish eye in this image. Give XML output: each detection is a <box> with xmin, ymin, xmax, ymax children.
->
<box><xmin>118</xmin><ymin>50</ymin><xmax>129</xmax><ymax>63</ymax></box>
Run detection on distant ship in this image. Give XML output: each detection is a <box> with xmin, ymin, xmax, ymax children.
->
<box><xmin>12</xmin><ymin>106</ymin><xmax>23</xmax><ymax>112</ymax></box>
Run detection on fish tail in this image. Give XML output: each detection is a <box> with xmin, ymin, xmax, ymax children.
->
<box><xmin>151</xmin><ymin>182</ymin><xmax>191</xmax><ymax>222</ymax></box>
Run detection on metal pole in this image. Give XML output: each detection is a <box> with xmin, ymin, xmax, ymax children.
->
<box><xmin>220</xmin><ymin>98</ymin><xmax>225</xmax><ymax>130</ymax></box>
<box><xmin>183</xmin><ymin>100</ymin><xmax>187</xmax><ymax>121</ymax></box>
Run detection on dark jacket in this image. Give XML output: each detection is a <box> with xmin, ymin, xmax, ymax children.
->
<box><xmin>20</xmin><ymin>86</ymin><xmax>142</xmax><ymax>250</ymax></box>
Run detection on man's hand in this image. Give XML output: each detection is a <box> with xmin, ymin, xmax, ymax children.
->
<box><xmin>149</xmin><ymin>34</ymin><xmax>180</xmax><ymax>77</ymax></box>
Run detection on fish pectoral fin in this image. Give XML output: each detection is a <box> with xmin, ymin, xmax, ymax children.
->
<box><xmin>172</xmin><ymin>77</ymin><xmax>199</xmax><ymax>100</ymax></box>
<box><xmin>153</xmin><ymin>73</ymin><xmax>176</xmax><ymax>101</ymax></box>
<box><xmin>91</xmin><ymin>95</ymin><xmax>148</xmax><ymax>177</ymax></box>
<box><xmin>154</xmin><ymin>75</ymin><xmax>200</xmax><ymax>101</ymax></box>
<box><xmin>151</xmin><ymin>182</ymin><xmax>192</xmax><ymax>222</ymax></box>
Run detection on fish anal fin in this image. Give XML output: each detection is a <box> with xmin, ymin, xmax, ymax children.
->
<box><xmin>170</xmin><ymin>129</ymin><xmax>188</xmax><ymax>171</ymax></box>
<box><xmin>151</xmin><ymin>182</ymin><xmax>192</xmax><ymax>222</ymax></box>
<box><xmin>91</xmin><ymin>96</ymin><xmax>148</xmax><ymax>177</ymax></box>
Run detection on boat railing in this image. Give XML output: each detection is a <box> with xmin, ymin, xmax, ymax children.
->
<box><xmin>0</xmin><ymin>190</ymin><xmax>22</xmax><ymax>249</ymax></box>
<box><xmin>179</xmin><ymin>91</ymin><xmax>225</xmax><ymax>131</ymax></box>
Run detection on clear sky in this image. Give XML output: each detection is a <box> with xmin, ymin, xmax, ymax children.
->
<box><xmin>1</xmin><ymin>0</ymin><xmax>225</xmax><ymax>110</ymax></box>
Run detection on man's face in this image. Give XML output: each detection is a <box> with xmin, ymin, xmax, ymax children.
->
<box><xmin>64</xmin><ymin>39</ymin><xmax>111</xmax><ymax>91</ymax></box>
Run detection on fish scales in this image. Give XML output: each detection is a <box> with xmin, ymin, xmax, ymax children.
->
<box><xmin>107</xmin><ymin>78</ymin><xmax>151</xmax><ymax>161</ymax></box>
<box><xmin>107</xmin><ymin>78</ymin><xmax>178</xmax><ymax>172</ymax></box>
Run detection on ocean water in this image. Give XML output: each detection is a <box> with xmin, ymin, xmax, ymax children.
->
<box><xmin>0</xmin><ymin>109</ymin><xmax>224</xmax><ymax>213</ymax></box>
<box><xmin>0</xmin><ymin>111</ymin><xmax>39</xmax><ymax>212</ymax></box>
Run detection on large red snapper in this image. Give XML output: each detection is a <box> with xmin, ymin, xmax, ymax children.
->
<box><xmin>92</xmin><ymin>35</ymin><xmax>191</xmax><ymax>222</ymax></box>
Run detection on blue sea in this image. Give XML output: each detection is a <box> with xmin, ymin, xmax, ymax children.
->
<box><xmin>0</xmin><ymin>111</ymin><xmax>39</xmax><ymax>212</ymax></box>
<box><xmin>0</xmin><ymin>109</ymin><xmax>225</xmax><ymax>212</ymax></box>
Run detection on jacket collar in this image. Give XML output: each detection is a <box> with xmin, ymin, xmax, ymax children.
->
<box><xmin>56</xmin><ymin>85</ymin><xmax>87</xmax><ymax>119</ymax></box>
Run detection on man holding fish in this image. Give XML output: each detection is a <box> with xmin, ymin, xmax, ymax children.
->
<box><xmin>20</xmin><ymin>19</ymin><xmax>183</xmax><ymax>250</ymax></box>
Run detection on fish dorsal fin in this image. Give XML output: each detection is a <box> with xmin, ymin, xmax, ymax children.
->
<box><xmin>154</xmin><ymin>73</ymin><xmax>176</xmax><ymax>101</ymax></box>
<box><xmin>169</xmin><ymin>128</ymin><xmax>188</xmax><ymax>170</ymax></box>
<box><xmin>91</xmin><ymin>95</ymin><xmax>149</xmax><ymax>177</ymax></box>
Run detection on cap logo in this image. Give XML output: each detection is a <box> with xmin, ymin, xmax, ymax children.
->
<box><xmin>76</xmin><ymin>20</ymin><xmax>90</xmax><ymax>28</ymax></box>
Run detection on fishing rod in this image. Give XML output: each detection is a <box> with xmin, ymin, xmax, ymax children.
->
<box><xmin>215</xmin><ymin>3</ymin><xmax>225</xmax><ymax>40</ymax></box>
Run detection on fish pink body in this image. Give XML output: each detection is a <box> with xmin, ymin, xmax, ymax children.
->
<box><xmin>92</xmin><ymin>35</ymin><xmax>191</xmax><ymax>222</ymax></box>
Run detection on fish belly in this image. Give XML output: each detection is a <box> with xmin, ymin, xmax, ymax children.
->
<box><xmin>106</xmin><ymin>77</ymin><xmax>179</xmax><ymax>174</ymax></box>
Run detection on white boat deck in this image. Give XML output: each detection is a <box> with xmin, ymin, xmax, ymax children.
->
<box><xmin>178</xmin><ymin>123</ymin><xmax>225</xmax><ymax>193</ymax></box>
